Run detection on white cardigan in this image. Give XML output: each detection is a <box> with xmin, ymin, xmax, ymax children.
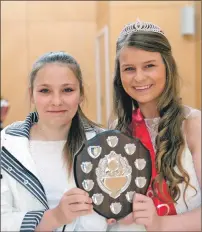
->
<box><xmin>1</xmin><ymin>112</ymin><xmax>107</xmax><ymax>231</ymax></box>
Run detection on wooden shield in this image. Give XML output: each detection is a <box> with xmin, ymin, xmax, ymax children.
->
<box><xmin>73</xmin><ymin>130</ymin><xmax>152</xmax><ymax>220</ymax></box>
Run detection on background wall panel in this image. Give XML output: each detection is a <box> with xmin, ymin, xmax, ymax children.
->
<box><xmin>195</xmin><ymin>1</ymin><xmax>201</xmax><ymax>109</ymax></box>
<box><xmin>1</xmin><ymin>1</ymin><xmax>201</xmax><ymax>127</ymax></box>
<box><xmin>1</xmin><ymin>1</ymin><xmax>97</xmax><ymax>126</ymax></box>
<box><xmin>1</xmin><ymin>20</ymin><xmax>29</xmax><ymax>124</ymax></box>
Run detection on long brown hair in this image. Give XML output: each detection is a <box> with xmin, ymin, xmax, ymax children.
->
<box><xmin>29</xmin><ymin>51</ymin><xmax>100</xmax><ymax>173</ymax></box>
<box><xmin>113</xmin><ymin>30</ymin><xmax>194</xmax><ymax>205</ymax></box>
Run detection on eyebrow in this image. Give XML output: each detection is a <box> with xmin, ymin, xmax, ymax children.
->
<box><xmin>121</xmin><ymin>64</ymin><xmax>134</xmax><ymax>68</ymax></box>
<box><xmin>37</xmin><ymin>83</ymin><xmax>76</xmax><ymax>87</ymax></box>
<box><xmin>121</xmin><ymin>60</ymin><xmax>157</xmax><ymax>67</ymax></box>
<box><xmin>143</xmin><ymin>60</ymin><xmax>156</xmax><ymax>64</ymax></box>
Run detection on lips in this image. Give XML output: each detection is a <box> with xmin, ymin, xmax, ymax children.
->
<box><xmin>47</xmin><ymin>110</ymin><xmax>67</xmax><ymax>113</ymax></box>
<box><xmin>134</xmin><ymin>85</ymin><xmax>152</xmax><ymax>90</ymax></box>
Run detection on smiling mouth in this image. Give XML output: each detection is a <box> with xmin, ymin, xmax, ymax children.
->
<box><xmin>133</xmin><ymin>85</ymin><xmax>152</xmax><ymax>91</ymax></box>
<box><xmin>47</xmin><ymin>110</ymin><xmax>67</xmax><ymax>113</ymax></box>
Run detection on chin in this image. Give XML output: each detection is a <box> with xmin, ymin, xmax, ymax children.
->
<box><xmin>48</xmin><ymin>118</ymin><xmax>70</xmax><ymax>126</ymax></box>
<box><xmin>134</xmin><ymin>97</ymin><xmax>154</xmax><ymax>103</ymax></box>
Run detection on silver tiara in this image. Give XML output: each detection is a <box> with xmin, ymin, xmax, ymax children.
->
<box><xmin>118</xmin><ymin>18</ymin><xmax>164</xmax><ymax>39</ymax></box>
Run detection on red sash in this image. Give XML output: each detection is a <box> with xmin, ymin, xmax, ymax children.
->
<box><xmin>132</xmin><ymin>108</ymin><xmax>177</xmax><ymax>216</ymax></box>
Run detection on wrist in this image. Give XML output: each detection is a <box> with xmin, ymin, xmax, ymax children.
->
<box><xmin>35</xmin><ymin>208</ymin><xmax>63</xmax><ymax>231</ymax></box>
<box><xmin>158</xmin><ymin>215</ymin><xmax>169</xmax><ymax>232</ymax></box>
<box><xmin>50</xmin><ymin>207</ymin><xmax>65</xmax><ymax>229</ymax></box>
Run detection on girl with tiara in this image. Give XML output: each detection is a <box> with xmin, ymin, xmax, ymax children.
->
<box><xmin>108</xmin><ymin>19</ymin><xmax>201</xmax><ymax>231</ymax></box>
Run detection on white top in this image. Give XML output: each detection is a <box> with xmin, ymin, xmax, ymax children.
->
<box><xmin>29</xmin><ymin>140</ymin><xmax>73</xmax><ymax>210</ymax></box>
<box><xmin>29</xmin><ymin>140</ymin><xmax>108</xmax><ymax>232</ymax></box>
<box><xmin>109</xmin><ymin>106</ymin><xmax>201</xmax><ymax>231</ymax></box>
<box><xmin>29</xmin><ymin>140</ymin><xmax>78</xmax><ymax>231</ymax></box>
<box><xmin>1</xmin><ymin>120</ymin><xmax>108</xmax><ymax>232</ymax></box>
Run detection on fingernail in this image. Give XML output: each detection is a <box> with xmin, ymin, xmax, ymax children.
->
<box><xmin>110</xmin><ymin>219</ymin><xmax>116</xmax><ymax>224</ymax></box>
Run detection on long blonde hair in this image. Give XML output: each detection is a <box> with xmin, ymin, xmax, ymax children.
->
<box><xmin>113</xmin><ymin>31</ymin><xmax>195</xmax><ymax>206</ymax></box>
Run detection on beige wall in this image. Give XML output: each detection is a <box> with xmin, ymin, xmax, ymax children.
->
<box><xmin>1</xmin><ymin>1</ymin><xmax>97</xmax><ymax>126</ymax></box>
<box><xmin>96</xmin><ymin>1</ymin><xmax>109</xmax><ymax>30</ymax></box>
<box><xmin>196</xmin><ymin>1</ymin><xmax>201</xmax><ymax>109</ymax></box>
<box><xmin>1</xmin><ymin>2</ymin><xmax>29</xmax><ymax>126</ymax></box>
<box><xmin>96</xmin><ymin>2</ymin><xmax>111</xmax><ymax>126</ymax></box>
<box><xmin>1</xmin><ymin>1</ymin><xmax>201</xmax><ymax>126</ymax></box>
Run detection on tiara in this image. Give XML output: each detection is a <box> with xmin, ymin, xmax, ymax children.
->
<box><xmin>118</xmin><ymin>18</ymin><xmax>164</xmax><ymax>39</ymax></box>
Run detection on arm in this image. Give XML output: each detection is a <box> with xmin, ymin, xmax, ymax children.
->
<box><xmin>36</xmin><ymin>188</ymin><xmax>93</xmax><ymax>232</ymax></box>
<box><xmin>160</xmin><ymin>207</ymin><xmax>200</xmax><ymax>231</ymax></box>
<box><xmin>1</xmin><ymin>171</ymin><xmax>46</xmax><ymax>231</ymax></box>
<box><xmin>1</xmin><ymin>174</ymin><xmax>93</xmax><ymax>232</ymax></box>
<box><xmin>159</xmin><ymin>114</ymin><xmax>201</xmax><ymax>231</ymax></box>
<box><xmin>1</xmin><ymin>129</ymin><xmax>46</xmax><ymax>232</ymax></box>
<box><xmin>184</xmin><ymin>112</ymin><xmax>201</xmax><ymax>186</ymax></box>
<box><xmin>108</xmin><ymin>114</ymin><xmax>201</xmax><ymax>231</ymax></box>
<box><xmin>35</xmin><ymin>208</ymin><xmax>62</xmax><ymax>231</ymax></box>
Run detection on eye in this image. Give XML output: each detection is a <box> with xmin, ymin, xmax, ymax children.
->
<box><xmin>145</xmin><ymin>64</ymin><xmax>155</xmax><ymax>68</ymax></box>
<box><xmin>63</xmin><ymin>88</ymin><xmax>73</xmax><ymax>93</ymax></box>
<box><xmin>39</xmin><ymin>88</ymin><xmax>49</xmax><ymax>93</ymax></box>
<box><xmin>124</xmin><ymin>67</ymin><xmax>135</xmax><ymax>71</ymax></box>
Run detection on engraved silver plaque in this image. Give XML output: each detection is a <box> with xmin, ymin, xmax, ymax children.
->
<box><xmin>110</xmin><ymin>202</ymin><xmax>122</xmax><ymax>214</ymax></box>
<box><xmin>82</xmin><ymin>179</ymin><xmax>94</xmax><ymax>191</ymax></box>
<box><xmin>87</xmin><ymin>146</ymin><xmax>102</xmax><ymax>159</ymax></box>
<box><xmin>125</xmin><ymin>191</ymin><xmax>135</xmax><ymax>203</ymax></box>
<box><xmin>134</xmin><ymin>158</ymin><xmax>146</xmax><ymax>170</ymax></box>
<box><xmin>92</xmin><ymin>193</ymin><xmax>104</xmax><ymax>205</ymax></box>
<box><xmin>124</xmin><ymin>143</ymin><xmax>136</xmax><ymax>155</ymax></box>
<box><xmin>135</xmin><ymin>177</ymin><xmax>147</xmax><ymax>188</ymax></box>
<box><xmin>96</xmin><ymin>151</ymin><xmax>132</xmax><ymax>199</ymax></box>
<box><xmin>81</xmin><ymin>162</ymin><xmax>93</xmax><ymax>173</ymax></box>
<box><xmin>106</xmin><ymin>136</ymin><xmax>118</xmax><ymax>148</ymax></box>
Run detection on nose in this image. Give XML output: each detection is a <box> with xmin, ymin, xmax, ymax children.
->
<box><xmin>51</xmin><ymin>93</ymin><xmax>63</xmax><ymax>106</ymax></box>
<box><xmin>134</xmin><ymin>69</ymin><xmax>147</xmax><ymax>83</ymax></box>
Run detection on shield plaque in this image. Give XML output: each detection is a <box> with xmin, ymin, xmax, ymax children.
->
<box><xmin>73</xmin><ymin>130</ymin><xmax>152</xmax><ymax>220</ymax></box>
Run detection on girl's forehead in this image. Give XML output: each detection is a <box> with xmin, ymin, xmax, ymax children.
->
<box><xmin>33</xmin><ymin>64</ymin><xmax>79</xmax><ymax>87</ymax></box>
<box><xmin>119</xmin><ymin>47</ymin><xmax>161</xmax><ymax>63</ymax></box>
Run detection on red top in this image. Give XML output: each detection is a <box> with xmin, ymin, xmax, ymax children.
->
<box><xmin>132</xmin><ymin>108</ymin><xmax>177</xmax><ymax>216</ymax></box>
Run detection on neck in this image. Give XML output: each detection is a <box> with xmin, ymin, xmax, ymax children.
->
<box><xmin>30</xmin><ymin>120</ymin><xmax>71</xmax><ymax>141</ymax></box>
<box><xmin>138</xmin><ymin>102</ymin><xmax>159</xmax><ymax>119</ymax></box>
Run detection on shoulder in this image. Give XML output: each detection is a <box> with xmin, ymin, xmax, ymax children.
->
<box><xmin>183</xmin><ymin>105</ymin><xmax>201</xmax><ymax>120</ymax></box>
<box><xmin>183</xmin><ymin>105</ymin><xmax>201</xmax><ymax>132</ymax></box>
<box><xmin>183</xmin><ymin>106</ymin><xmax>201</xmax><ymax>154</ymax></box>
<box><xmin>108</xmin><ymin>119</ymin><xmax>118</xmax><ymax>129</ymax></box>
<box><xmin>85</xmin><ymin>126</ymin><xmax>106</xmax><ymax>140</ymax></box>
<box><xmin>183</xmin><ymin>105</ymin><xmax>201</xmax><ymax>186</ymax></box>
<box><xmin>1</xmin><ymin>121</ymin><xmax>24</xmax><ymax>138</ymax></box>
<box><xmin>1</xmin><ymin>121</ymin><xmax>25</xmax><ymax>149</ymax></box>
